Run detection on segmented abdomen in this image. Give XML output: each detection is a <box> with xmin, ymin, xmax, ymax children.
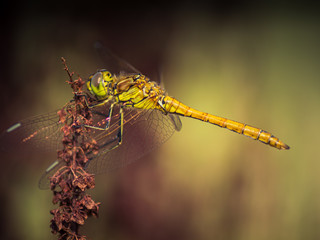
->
<box><xmin>162</xmin><ymin>96</ymin><xmax>289</xmax><ymax>150</ymax></box>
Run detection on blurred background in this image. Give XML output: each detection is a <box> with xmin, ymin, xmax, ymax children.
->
<box><xmin>0</xmin><ymin>1</ymin><xmax>319</xmax><ymax>239</ymax></box>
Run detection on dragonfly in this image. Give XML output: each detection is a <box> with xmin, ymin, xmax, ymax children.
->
<box><xmin>1</xmin><ymin>49</ymin><xmax>289</xmax><ymax>188</ymax></box>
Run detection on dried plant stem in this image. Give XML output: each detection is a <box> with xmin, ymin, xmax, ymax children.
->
<box><xmin>49</xmin><ymin>58</ymin><xmax>100</xmax><ymax>240</ymax></box>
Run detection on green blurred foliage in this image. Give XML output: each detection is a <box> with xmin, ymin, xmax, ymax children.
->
<box><xmin>1</xmin><ymin>1</ymin><xmax>319</xmax><ymax>240</ymax></box>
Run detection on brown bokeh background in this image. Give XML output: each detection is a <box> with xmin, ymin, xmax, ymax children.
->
<box><xmin>1</xmin><ymin>1</ymin><xmax>319</xmax><ymax>240</ymax></box>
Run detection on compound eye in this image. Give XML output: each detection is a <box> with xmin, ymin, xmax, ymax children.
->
<box><xmin>91</xmin><ymin>72</ymin><xmax>103</xmax><ymax>87</ymax></box>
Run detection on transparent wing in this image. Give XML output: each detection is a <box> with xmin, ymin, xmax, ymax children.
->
<box><xmin>93</xmin><ymin>42</ymin><xmax>163</xmax><ymax>85</ymax></box>
<box><xmin>169</xmin><ymin>114</ymin><xmax>182</xmax><ymax>132</ymax></box>
<box><xmin>4</xmin><ymin>102</ymin><xmax>181</xmax><ymax>188</ymax></box>
<box><xmin>94</xmin><ymin>41</ymin><xmax>141</xmax><ymax>75</ymax></box>
<box><xmin>0</xmin><ymin>110</ymin><xmax>63</xmax><ymax>153</ymax></box>
<box><xmin>84</xmin><ymin>104</ymin><xmax>181</xmax><ymax>175</ymax></box>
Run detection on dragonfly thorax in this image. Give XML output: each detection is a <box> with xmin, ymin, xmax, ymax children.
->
<box><xmin>87</xmin><ymin>70</ymin><xmax>168</xmax><ymax>112</ymax></box>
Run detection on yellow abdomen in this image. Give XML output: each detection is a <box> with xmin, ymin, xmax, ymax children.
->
<box><xmin>162</xmin><ymin>96</ymin><xmax>289</xmax><ymax>150</ymax></box>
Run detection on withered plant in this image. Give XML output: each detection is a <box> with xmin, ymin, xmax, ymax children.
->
<box><xmin>49</xmin><ymin>58</ymin><xmax>100</xmax><ymax>240</ymax></box>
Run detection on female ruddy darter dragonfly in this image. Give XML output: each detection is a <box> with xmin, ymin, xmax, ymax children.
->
<box><xmin>1</xmin><ymin>55</ymin><xmax>289</xmax><ymax>188</ymax></box>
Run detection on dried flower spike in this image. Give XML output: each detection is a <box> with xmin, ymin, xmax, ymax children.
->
<box><xmin>49</xmin><ymin>58</ymin><xmax>100</xmax><ymax>240</ymax></box>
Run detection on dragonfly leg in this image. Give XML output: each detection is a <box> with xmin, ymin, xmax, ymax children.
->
<box><xmin>74</xmin><ymin>93</ymin><xmax>113</xmax><ymax>109</ymax></box>
<box><xmin>72</xmin><ymin>93</ymin><xmax>91</xmax><ymax>107</ymax></box>
<box><xmin>84</xmin><ymin>102</ymin><xmax>117</xmax><ymax>131</ymax></box>
<box><xmin>104</xmin><ymin>105</ymin><xmax>124</xmax><ymax>152</ymax></box>
<box><xmin>88</xmin><ymin>105</ymin><xmax>124</xmax><ymax>156</ymax></box>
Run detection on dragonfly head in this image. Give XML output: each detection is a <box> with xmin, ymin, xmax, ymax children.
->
<box><xmin>87</xmin><ymin>69</ymin><xmax>113</xmax><ymax>100</ymax></box>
